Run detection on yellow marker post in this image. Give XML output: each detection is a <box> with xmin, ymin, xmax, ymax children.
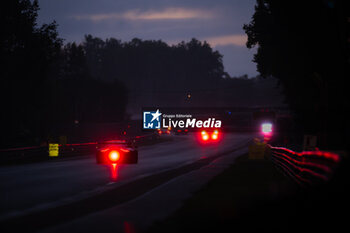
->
<box><xmin>49</xmin><ymin>143</ymin><xmax>59</xmax><ymax>157</ymax></box>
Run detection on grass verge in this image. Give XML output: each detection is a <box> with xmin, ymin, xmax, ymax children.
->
<box><xmin>147</xmin><ymin>153</ymin><xmax>348</xmax><ymax>233</ymax></box>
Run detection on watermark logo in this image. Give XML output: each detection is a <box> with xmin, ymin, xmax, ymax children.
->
<box><xmin>143</xmin><ymin>109</ymin><xmax>162</xmax><ymax>129</ymax></box>
<box><xmin>142</xmin><ymin>108</ymin><xmax>222</xmax><ymax>130</ymax></box>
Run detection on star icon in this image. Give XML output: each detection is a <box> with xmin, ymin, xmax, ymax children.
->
<box><xmin>150</xmin><ymin>109</ymin><xmax>161</xmax><ymax>122</ymax></box>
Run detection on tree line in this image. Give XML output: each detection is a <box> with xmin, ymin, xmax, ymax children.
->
<box><xmin>244</xmin><ymin>0</ymin><xmax>348</xmax><ymax>149</ymax></box>
<box><xmin>0</xmin><ymin>0</ymin><xmax>230</xmax><ymax>147</ymax></box>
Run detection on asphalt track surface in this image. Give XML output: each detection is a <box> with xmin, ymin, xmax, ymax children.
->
<box><xmin>0</xmin><ymin>132</ymin><xmax>253</xmax><ymax>232</ymax></box>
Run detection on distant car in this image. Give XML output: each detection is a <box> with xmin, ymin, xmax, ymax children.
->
<box><xmin>175</xmin><ymin>128</ymin><xmax>189</xmax><ymax>135</ymax></box>
<box><xmin>96</xmin><ymin>140</ymin><xmax>138</xmax><ymax>164</ymax></box>
<box><xmin>197</xmin><ymin>129</ymin><xmax>221</xmax><ymax>143</ymax></box>
<box><xmin>157</xmin><ymin>128</ymin><xmax>171</xmax><ymax>135</ymax></box>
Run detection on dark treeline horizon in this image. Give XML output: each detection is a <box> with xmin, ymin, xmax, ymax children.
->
<box><xmin>1</xmin><ymin>0</ymin><xmax>283</xmax><ymax>147</ymax></box>
<box><xmin>55</xmin><ymin>35</ymin><xmax>283</xmax><ymax>113</ymax></box>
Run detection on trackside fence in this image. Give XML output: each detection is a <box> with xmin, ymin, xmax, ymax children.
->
<box><xmin>0</xmin><ymin>133</ymin><xmax>159</xmax><ymax>165</ymax></box>
<box><xmin>268</xmin><ymin>146</ymin><xmax>341</xmax><ymax>187</ymax></box>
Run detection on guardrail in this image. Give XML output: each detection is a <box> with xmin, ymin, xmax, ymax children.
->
<box><xmin>268</xmin><ymin>146</ymin><xmax>341</xmax><ymax>187</ymax></box>
<box><xmin>0</xmin><ymin>133</ymin><xmax>159</xmax><ymax>165</ymax></box>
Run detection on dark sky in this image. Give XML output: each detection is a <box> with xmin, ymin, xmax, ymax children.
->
<box><xmin>37</xmin><ymin>0</ymin><xmax>258</xmax><ymax>77</ymax></box>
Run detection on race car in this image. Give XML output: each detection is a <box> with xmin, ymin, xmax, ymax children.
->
<box><xmin>157</xmin><ymin>127</ymin><xmax>171</xmax><ymax>135</ymax></box>
<box><xmin>96</xmin><ymin>140</ymin><xmax>138</xmax><ymax>164</ymax></box>
<box><xmin>197</xmin><ymin>129</ymin><xmax>221</xmax><ymax>143</ymax></box>
<box><xmin>174</xmin><ymin>128</ymin><xmax>189</xmax><ymax>135</ymax></box>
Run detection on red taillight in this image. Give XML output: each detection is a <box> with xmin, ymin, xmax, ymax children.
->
<box><xmin>212</xmin><ymin>130</ymin><xmax>219</xmax><ymax>140</ymax></box>
<box><xmin>201</xmin><ymin>130</ymin><xmax>209</xmax><ymax>141</ymax></box>
<box><xmin>202</xmin><ymin>134</ymin><xmax>209</xmax><ymax>140</ymax></box>
<box><xmin>108</xmin><ymin>150</ymin><xmax>120</xmax><ymax>162</ymax></box>
<box><xmin>97</xmin><ymin>146</ymin><xmax>137</xmax><ymax>166</ymax></box>
<box><xmin>200</xmin><ymin>130</ymin><xmax>220</xmax><ymax>142</ymax></box>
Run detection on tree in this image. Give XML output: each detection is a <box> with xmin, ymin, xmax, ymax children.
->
<box><xmin>244</xmin><ymin>0</ymin><xmax>348</xmax><ymax>149</ymax></box>
<box><xmin>73</xmin><ymin>36</ymin><xmax>226</xmax><ymax>108</ymax></box>
<box><xmin>0</xmin><ymin>0</ymin><xmax>62</xmax><ymax>147</ymax></box>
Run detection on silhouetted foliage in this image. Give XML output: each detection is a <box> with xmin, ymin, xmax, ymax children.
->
<box><xmin>63</xmin><ymin>36</ymin><xmax>282</xmax><ymax>110</ymax></box>
<box><xmin>0</xmin><ymin>1</ymin><xmax>129</xmax><ymax>147</ymax></box>
<box><xmin>80</xmin><ymin>35</ymin><xmax>224</xmax><ymax>90</ymax></box>
<box><xmin>47</xmin><ymin>41</ymin><xmax>128</xmax><ymax>126</ymax></box>
<box><xmin>76</xmin><ymin>35</ymin><xmax>244</xmax><ymax>109</ymax></box>
<box><xmin>0</xmin><ymin>0</ymin><xmax>284</xmax><ymax>147</ymax></box>
<box><xmin>244</xmin><ymin>0</ymin><xmax>349</xmax><ymax>149</ymax></box>
<box><xmin>0</xmin><ymin>0</ymin><xmax>62</xmax><ymax>147</ymax></box>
